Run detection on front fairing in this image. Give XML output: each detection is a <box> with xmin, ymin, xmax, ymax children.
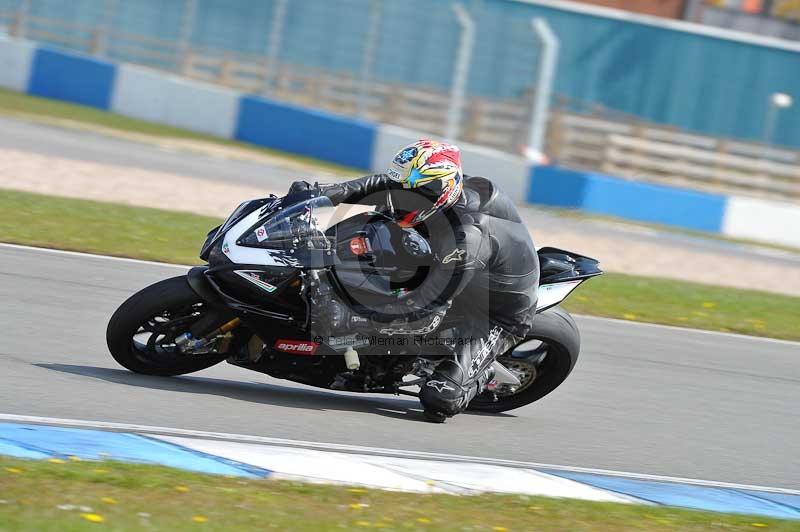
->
<box><xmin>219</xmin><ymin>196</ymin><xmax>339</xmax><ymax>269</ymax></box>
<box><xmin>200</xmin><ymin>197</ymin><xmax>277</xmax><ymax>261</ymax></box>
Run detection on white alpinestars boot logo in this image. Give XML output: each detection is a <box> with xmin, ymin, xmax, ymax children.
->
<box><xmin>469</xmin><ymin>326</ymin><xmax>503</xmax><ymax>378</ymax></box>
<box><xmin>426</xmin><ymin>380</ymin><xmax>456</xmax><ymax>393</ymax></box>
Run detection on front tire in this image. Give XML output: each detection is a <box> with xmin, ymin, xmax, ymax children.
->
<box><xmin>106</xmin><ymin>276</ymin><xmax>227</xmax><ymax>376</ymax></box>
<box><xmin>468</xmin><ymin>306</ymin><xmax>580</xmax><ymax>413</ymax></box>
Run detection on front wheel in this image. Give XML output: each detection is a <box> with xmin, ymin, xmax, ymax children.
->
<box><xmin>467</xmin><ymin>306</ymin><xmax>580</xmax><ymax>413</ymax></box>
<box><xmin>106</xmin><ymin>276</ymin><xmax>228</xmax><ymax>376</ymax></box>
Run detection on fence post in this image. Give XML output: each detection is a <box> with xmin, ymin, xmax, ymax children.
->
<box><xmin>357</xmin><ymin>0</ymin><xmax>382</xmax><ymax>118</ymax></box>
<box><xmin>177</xmin><ymin>0</ymin><xmax>198</xmax><ymax>72</ymax></box>
<box><xmin>445</xmin><ymin>4</ymin><xmax>476</xmax><ymax>141</ymax></box>
<box><xmin>528</xmin><ymin>18</ymin><xmax>559</xmax><ymax>160</ymax></box>
<box><xmin>94</xmin><ymin>0</ymin><xmax>117</xmax><ymax>58</ymax></box>
<box><xmin>12</xmin><ymin>0</ymin><xmax>31</xmax><ymax>39</ymax></box>
<box><xmin>263</xmin><ymin>0</ymin><xmax>289</xmax><ymax>95</ymax></box>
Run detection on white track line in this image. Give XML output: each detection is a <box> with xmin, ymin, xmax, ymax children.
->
<box><xmin>1</xmin><ymin>413</ymin><xmax>797</xmax><ymax>495</ymax></box>
<box><xmin>0</xmin><ymin>242</ymin><xmax>189</xmax><ymax>270</ymax></box>
<box><xmin>3</xmin><ymin>242</ymin><xmax>797</xmax><ymax>346</ymax></box>
<box><xmin>574</xmin><ymin>314</ymin><xmax>800</xmax><ymax>346</ymax></box>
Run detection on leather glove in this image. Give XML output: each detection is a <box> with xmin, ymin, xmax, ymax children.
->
<box><xmin>288</xmin><ymin>180</ymin><xmax>317</xmax><ymax>195</ymax></box>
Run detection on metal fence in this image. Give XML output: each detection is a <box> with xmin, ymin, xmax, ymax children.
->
<box><xmin>0</xmin><ymin>0</ymin><xmax>557</xmax><ymax>153</ymax></box>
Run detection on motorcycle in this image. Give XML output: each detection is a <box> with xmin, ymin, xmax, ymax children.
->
<box><xmin>107</xmin><ymin>191</ymin><xmax>602</xmax><ymax>418</ymax></box>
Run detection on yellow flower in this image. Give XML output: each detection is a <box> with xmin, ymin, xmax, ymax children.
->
<box><xmin>69</xmin><ymin>456</ymin><xmax>81</xmax><ymax>462</ymax></box>
<box><xmin>622</xmin><ymin>313</ymin><xmax>637</xmax><ymax>320</ymax></box>
<box><xmin>751</xmin><ymin>524</ymin><xmax>768</xmax><ymax>528</ymax></box>
<box><xmin>192</xmin><ymin>516</ymin><xmax>208</xmax><ymax>523</ymax></box>
<box><xmin>416</xmin><ymin>517</ymin><xmax>431</xmax><ymax>524</ymax></box>
<box><xmin>80</xmin><ymin>513</ymin><xmax>104</xmax><ymax>523</ymax></box>
<box><xmin>676</xmin><ymin>317</ymin><xmax>689</xmax><ymax>321</ymax></box>
<box><xmin>350</xmin><ymin>503</ymin><xmax>369</xmax><ymax>510</ymax></box>
<box><xmin>355</xmin><ymin>521</ymin><xmax>371</xmax><ymax>527</ymax></box>
<box><xmin>347</xmin><ymin>488</ymin><xmax>368</xmax><ymax>494</ymax></box>
<box><xmin>702</xmin><ymin>302</ymin><xmax>716</xmax><ymax>309</ymax></box>
<box><xmin>493</xmin><ymin>527</ymin><xmax>508</xmax><ymax>532</ymax></box>
<box><xmin>48</xmin><ymin>458</ymin><xmax>66</xmax><ymax>464</ymax></box>
<box><xmin>5</xmin><ymin>468</ymin><xmax>23</xmax><ymax>474</ymax></box>
<box><xmin>101</xmin><ymin>497</ymin><xmax>118</xmax><ymax>505</ymax></box>
<box><xmin>175</xmin><ymin>486</ymin><xmax>190</xmax><ymax>493</ymax></box>
<box><xmin>94</xmin><ymin>469</ymin><xmax>109</xmax><ymax>474</ymax></box>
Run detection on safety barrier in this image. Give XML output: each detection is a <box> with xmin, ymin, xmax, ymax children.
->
<box><xmin>1</xmin><ymin>36</ymin><xmax>798</xmax><ymax>249</ymax></box>
<box><xmin>529</xmin><ymin>166</ymin><xmax>800</xmax><ymax>248</ymax></box>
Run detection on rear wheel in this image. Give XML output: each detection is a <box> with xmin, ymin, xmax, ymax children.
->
<box><xmin>467</xmin><ymin>306</ymin><xmax>580</xmax><ymax>413</ymax></box>
<box><xmin>106</xmin><ymin>276</ymin><xmax>228</xmax><ymax>376</ymax></box>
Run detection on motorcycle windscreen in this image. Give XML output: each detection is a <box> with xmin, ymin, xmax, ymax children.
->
<box><xmin>238</xmin><ymin>197</ymin><xmax>339</xmax><ymax>268</ymax></box>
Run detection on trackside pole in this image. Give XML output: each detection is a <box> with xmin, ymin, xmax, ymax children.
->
<box><xmin>357</xmin><ymin>0</ymin><xmax>382</xmax><ymax>118</ymax></box>
<box><xmin>528</xmin><ymin>18</ymin><xmax>559</xmax><ymax>159</ymax></box>
<box><xmin>445</xmin><ymin>3</ymin><xmax>476</xmax><ymax>141</ymax></box>
<box><xmin>177</xmin><ymin>0</ymin><xmax>198</xmax><ymax>66</ymax></box>
<box><xmin>263</xmin><ymin>0</ymin><xmax>289</xmax><ymax>94</ymax></box>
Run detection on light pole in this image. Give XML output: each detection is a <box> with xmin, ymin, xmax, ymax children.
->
<box><xmin>763</xmin><ymin>92</ymin><xmax>793</xmax><ymax>148</ymax></box>
<box><xmin>527</xmin><ymin>18</ymin><xmax>559</xmax><ymax>165</ymax></box>
<box><xmin>445</xmin><ymin>3</ymin><xmax>475</xmax><ymax>141</ymax></box>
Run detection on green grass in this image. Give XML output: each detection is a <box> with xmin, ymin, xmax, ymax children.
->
<box><xmin>0</xmin><ymin>87</ymin><xmax>362</xmax><ymax>175</ymax></box>
<box><xmin>1</xmin><ymin>189</ymin><xmax>798</xmax><ymax>341</ymax></box>
<box><xmin>1</xmin><ymin>456</ymin><xmax>795</xmax><ymax>531</ymax></box>
<box><xmin>0</xmin><ymin>189</ymin><xmax>219</xmax><ymax>265</ymax></box>
<box><xmin>564</xmin><ymin>273</ymin><xmax>800</xmax><ymax>340</ymax></box>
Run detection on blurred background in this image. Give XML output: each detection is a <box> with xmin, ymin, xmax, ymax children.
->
<box><xmin>0</xmin><ymin>0</ymin><xmax>798</xmax><ymax>202</ymax></box>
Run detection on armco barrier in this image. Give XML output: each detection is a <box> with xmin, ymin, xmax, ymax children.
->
<box><xmin>528</xmin><ymin>165</ymin><xmax>728</xmax><ymax>233</ymax></box>
<box><xmin>28</xmin><ymin>48</ymin><xmax>116</xmax><ymax>110</ymax></box>
<box><xmin>723</xmin><ymin>196</ymin><xmax>800</xmax><ymax>248</ymax></box>
<box><xmin>235</xmin><ymin>95</ymin><xmax>376</xmax><ymax>170</ymax></box>
<box><xmin>0</xmin><ymin>37</ymin><xmax>35</xmax><ymax>92</ymax></box>
<box><xmin>2</xmin><ymin>36</ymin><xmax>799</xmax><ymax>248</ymax></box>
<box><xmin>111</xmin><ymin>64</ymin><xmax>239</xmax><ymax>139</ymax></box>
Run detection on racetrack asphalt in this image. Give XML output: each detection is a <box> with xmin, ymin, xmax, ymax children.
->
<box><xmin>1</xmin><ymin>245</ymin><xmax>797</xmax><ymax>489</ymax></box>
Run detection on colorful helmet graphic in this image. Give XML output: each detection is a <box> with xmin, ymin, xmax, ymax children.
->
<box><xmin>386</xmin><ymin>139</ymin><xmax>463</xmax><ymax>226</ymax></box>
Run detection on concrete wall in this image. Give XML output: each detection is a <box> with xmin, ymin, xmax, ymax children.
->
<box><xmin>0</xmin><ymin>37</ymin><xmax>35</xmax><ymax>92</ymax></box>
<box><xmin>528</xmin><ymin>165</ymin><xmax>800</xmax><ymax>247</ymax></box>
<box><xmin>111</xmin><ymin>65</ymin><xmax>239</xmax><ymax>139</ymax></box>
<box><xmin>1</xmin><ymin>36</ymin><xmax>798</xmax><ymax>248</ymax></box>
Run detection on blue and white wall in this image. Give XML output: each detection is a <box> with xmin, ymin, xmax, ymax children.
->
<box><xmin>1</xmin><ymin>35</ymin><xmax>799</xmax><ymax>249</ymax></box>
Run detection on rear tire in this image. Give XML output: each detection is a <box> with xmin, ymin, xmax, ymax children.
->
<box><xmin>467</xmin><ymin>306</ymin><xmax>580</xmax><ymax>413</ymax></box>
<box><xmin>106</xmin><ymin>276</ymin><xmax>227</xmax><ymax>376</ymax></box>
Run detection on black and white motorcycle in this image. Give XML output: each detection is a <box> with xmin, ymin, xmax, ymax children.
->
<box><xmin>107</xmin><ymin>191</ymin><xmax>602</xmax><ymax>417</ymax></box>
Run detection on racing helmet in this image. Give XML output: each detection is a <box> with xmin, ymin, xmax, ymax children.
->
<box><xmin>386</xmin><ymin>139</ymin><xmax>464</xmax><ymax>227</ymax></box>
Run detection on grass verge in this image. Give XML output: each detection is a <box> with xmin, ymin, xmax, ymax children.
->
<box><xmin>0</xmin><ymin>88</ymin><xmax>362</xmax><ymax>175</ymax></box>
<box><xmin>0</xmin><ymin>456</ymin><xmax>794</xmax><ymax>531</ymax></box>
<box><xmin>1</xmin><ymin>189</ymin><xmax>798</xmax><ymax>341</ymax></box>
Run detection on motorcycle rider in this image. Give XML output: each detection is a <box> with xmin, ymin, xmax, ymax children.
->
<box><xmin>289</xmin><ymin>139</ymin><xmax>539</xmax><ymax>422</ymax></box>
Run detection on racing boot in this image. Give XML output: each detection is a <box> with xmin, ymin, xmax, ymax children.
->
<box><xmin>419</xmin><ymin>359</ymin><xmax>494</xmax><ymax>423</ymax></box>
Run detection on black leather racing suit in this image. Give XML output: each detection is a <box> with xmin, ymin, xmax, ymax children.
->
<box><xmin>314</xmin><ymin>174</ymin><xmax>540</xmax><ymax>416</ymax></box>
